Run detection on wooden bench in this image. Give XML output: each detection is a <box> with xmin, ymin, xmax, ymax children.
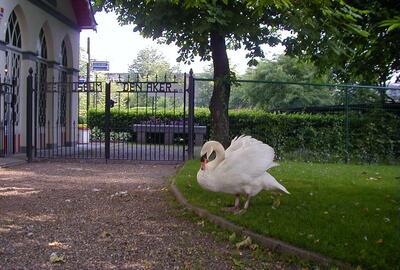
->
<box><xmin>132</xmin><ymin>124</ymin><xmax>206</xmax><ymax>146</ymax></box>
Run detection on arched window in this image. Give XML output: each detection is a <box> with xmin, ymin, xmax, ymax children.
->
<box><xmin>39</xmin><ymin>28</ymin><xmax>47</xmax><ymax>59</ymax></box>
<box><xmin>38</xmin><ymin>28</ymin><xmax>48</xmax><ymax>127</ymax></box>
<box><xmin>4</xmin><ymin>10</ymin><xmax>22</xmax><ymax>138</ymax></box>
<box><xmin>61</xmin><ymin>40</ymin><xmax>68</xmax><ymax>67</ymax></box>
<box><xmin>5</xmin><ymin>11</ymin><xmax>21</xmax><ymax>48</ymax></box>
<box><xmin>60</xmin><ymin>39</ymin><xmax>68</xmax><ymax>127</ymax></box>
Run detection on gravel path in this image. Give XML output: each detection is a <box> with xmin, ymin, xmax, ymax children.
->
<box><xmin>0</xmin><ymin>161</ymin><xmax>295</xmax><ymax>269</ymax></box>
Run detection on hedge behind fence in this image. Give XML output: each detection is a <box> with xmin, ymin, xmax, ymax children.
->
<box><xmin>87</xmin><ymin>108</ymin><xmax>400</xmax><ymax>163</ymax></box>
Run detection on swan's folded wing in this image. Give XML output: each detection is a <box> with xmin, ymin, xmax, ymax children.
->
<box><xmin>219</xmin><ymin>137</ymin><xmax>275</xmax><ymax>177</ymax></box>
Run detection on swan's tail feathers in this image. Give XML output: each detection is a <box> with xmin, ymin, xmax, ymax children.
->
<box><xmin>276</xmin><ymin>182</ymin><xmax>290</xmax><ymax>194</ymax></box>
<box><xmin>262</xmin><ymin>173</ymin><xmax>290</xmax><ymax>194</ymax></box>
<box><xmin>267</xmin><ymin>162</ymin><xmax>279</xmax><ymax>170</ymax></box>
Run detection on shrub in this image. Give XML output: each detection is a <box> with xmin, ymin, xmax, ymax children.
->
<box><xmin>87</xmin><ymin>108</ymin><xmax>400</xmax><ymax>163</ymax></box>
<box><xmin>78</xmin><ymin>115</ymin><xmax>87</xmax><ymax>124</ymax></box>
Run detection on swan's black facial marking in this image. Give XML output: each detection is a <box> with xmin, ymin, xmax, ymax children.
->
<box><xmin>200</xmin><ymin>153</ymin><xmax>207</xmax><ymax>162</ymax></box>
<box><xmin>200</xmin><ymin>154</ymin><xmax>208</xmax><ymax>170</ymax></box>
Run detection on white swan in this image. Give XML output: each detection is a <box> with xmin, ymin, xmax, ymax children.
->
<box><xmin>197</xmin><ymin>135</ymin><xmax>289</xmax><ymax>213</ymax></box>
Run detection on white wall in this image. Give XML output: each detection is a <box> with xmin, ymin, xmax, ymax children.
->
<box><xmin>0</xmin><ymin>0</ymin><xmax>83</xmax><ymax>152</ymax></box>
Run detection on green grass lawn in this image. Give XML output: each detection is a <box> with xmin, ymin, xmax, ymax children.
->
<box><xmin>174</xmin><ymin>160</ymin><xmax>400</xmax><ymax>269</ymax></box>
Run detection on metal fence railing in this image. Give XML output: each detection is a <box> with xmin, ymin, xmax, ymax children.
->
<box><xmin>193</xmin><ymin>78</ymin><xmax>400</xmax><ymax>164</ymax></box>
<box><xmin>24</xmin><ymin>71</ymin><xmax>195</xmax><ymax>163</ymax></box>
<box><xmin>0</xmin><ymin>82</ymin><xmax>15</xmax><ymax>157</ymax></box>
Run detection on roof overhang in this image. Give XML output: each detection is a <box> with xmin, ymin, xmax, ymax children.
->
<box><xmin>71</xmin><ymin>0</ymin><xmax>97</xmax><ymax>30</ymax></box>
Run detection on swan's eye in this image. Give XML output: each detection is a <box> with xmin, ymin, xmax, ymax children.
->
<box><xmin>200</xmin><ymin>154</ymin><xmax>207</xmax><ymax>162</ymax></box>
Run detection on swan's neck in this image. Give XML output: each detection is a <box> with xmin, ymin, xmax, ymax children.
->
<box><xmin>208</xmin><ymin>143</ymin><xmax>225</xmax><ymax>170</ymax></box>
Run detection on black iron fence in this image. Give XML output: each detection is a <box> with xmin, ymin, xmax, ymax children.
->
<box><xmin>0</xmin><ymin>81</ymin><xmax>15</xmax><ymax>157</ymax></box>
<box><xmin>22</xmin><ymin>69</ymin><xmax>400</xmax><ymax>164</ymax></box>
<box><xmin>25</xmin><ymin>69</ymin><xmax>195</xmax><ymax>162</ymax></box>
<box><xmin>193</xmin><ymin>77</ymin><xmax>400</xmax><ymax>164</ymax></box>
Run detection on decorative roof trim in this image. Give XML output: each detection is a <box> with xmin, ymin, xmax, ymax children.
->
<box><xmin>27</xmin><ymin>0</ymin><xmax>80</xmax><ymax>31</ymax></box>
<box><xmin>26</xmin><ymin>0</ymin><xmax>96</xmax><ymax>31</ymax></box>
<box><xmin>71</xmin><ymin>0</ymin><xmax>97</xmax><ymax>30</ymax></box>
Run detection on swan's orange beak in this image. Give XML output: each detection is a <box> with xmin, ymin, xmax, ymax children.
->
<box><xmin>200</xmin><ymin>159</ymin><xmax>208</xmax><ymax>170</ymax></box>
<box><xmin>200</xmin><ymin>155</ymin><xmax>208</xmax><ymax>170</ymax></box>
<box><xmin>201</xmin><ymin>159</ymin><xmax>208</xmax><ymax>170</ymax></box>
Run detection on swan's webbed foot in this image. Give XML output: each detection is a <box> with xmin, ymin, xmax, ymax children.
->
<box><xmin>233</xmin><ymin>208</ymin><xmax>247</xmax><ymax>215</ymax></box>
<box><xmin>233</xmin><ymin>194</ymin><xmax>250</xmax><ymax>215</ymax></box>
<box><xmin>221</xmin><ymin>194</ymin><xmax>240</xmax><ymax>213</ymax></box>
<box><xmin>222</xmin><ymin>206</ymin><xmax>240</xmax><ymax>213</ymax></box>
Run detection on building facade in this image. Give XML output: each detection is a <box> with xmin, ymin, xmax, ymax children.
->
<box><xmin>0</xmin><ymin>0</ymin><xmax>95</xmax><ymax>156</ymax></box>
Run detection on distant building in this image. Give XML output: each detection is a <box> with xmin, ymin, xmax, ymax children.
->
<box><xmin>387</xmin><ymin>73</ymin><xmax>400</xmax><ymax>102</ymax></box>
<box><xmin>106</xmin><ymin>72</ymin><xmax>129</xmax><ymax>81</ymax></box>
<box><xmin>0</xmin><ymin>0</ymin><xmax>96</xmax><ymax>156</ymax></box>
<box><xmin>91</xmin><ymin>60</ymin><xmax>109</xmax><ymax>72</ymax></box>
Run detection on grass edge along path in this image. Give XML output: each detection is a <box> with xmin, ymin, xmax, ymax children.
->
<box><xmin>170</xmin><ymin>184</ymin><xmax>351</xmax><ymax>269</ymax></box>
<box><xmin>173</xmin><ymin>160</ymin><xmax>400</xmax><ymax>269</ymax></box>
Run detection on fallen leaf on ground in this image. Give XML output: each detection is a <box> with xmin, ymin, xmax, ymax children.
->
<box><xmin>272</xmin><ymin>198</ymin><xmax>281</xmax><ymax>207</ymax></box>
<box><xmin>48</xmin><ymin>241</ymin><xmax>69</xmax><ymax>249</ymax></box>
<box><xmin>229</xmin><ymin>232</ymin><xmax>236</xmax><ymax>243</ymax></box>
<box><xmin>111</xmin><ymin>191</ymin><xmax>128</xmax><ymax>198</ymax></box>
<box><xmin>232</xmin><ymin>258</ymin><xmax>244</xmax><ymax>267</ymax></box>
<box><xmin>236</xmin><ymin>236</ymin><xmax>252</xmax><ymax>249</ymax></box>
<box><xmin>249</xmin><ymin>243</ymin><xmax>259</xmax><ymax>250</ymax></box>
<box><xmin>100</xmin><ymin>231</ymin><xmax>112</xmax><ymax>238</ymax></box>
<box><xmin>49</xmin><ymin>252</ymin><xmax>65</xmax><ymax>264</ymax></box>
<box><xmin>383</xmin><ymin>217</ymin><xmax>390</xmax><ymax>223</ymax></box>
<box><xmin>196</xmin><ymin>220</ymin><xmax>204</xmax><ymax>227</ymax></box>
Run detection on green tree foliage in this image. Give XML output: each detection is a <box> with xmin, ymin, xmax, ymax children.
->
<box><xmin>284</xmin><ymin>1</ymin><xmax>400</xmax><ymax>85</ymax></box>
<box><xmin>93</xmin><ymin>0</ymin><xmax>370</xmax><ymax>146</ymax></box>
<box><xmin>193</xmin><ymin>64</ymin><xmax>213</xmax><ymax>108</ymax></box>
<box><xmin>125</xmin><ymin>47</ymin><xmax>184</xmax><ymax>108</ymax></box>
<box><xmin>79</xmin><ymin>47</ymin><xmax>88</xmax><ymax>78</ymax></box>
<box><xmin>229</xmin><ymin>85</ymin><xmax>251</xmax><ymax>109</ymax></box>
<box><xmin>128</xmin><ymin>47</ymin><xmax>172</xmax><ymax>79</ymax></box>
<box><xmin>379</xmin><ymin>16</ymin><xmax>400</xmax><ymax>32</ymax></box>
<box><xmin>232</xmin><ymin>56</ymin><xmax>334</xmax><ymax>110</ymax></box>
<box><xmin>93</xmin><ymin>0</ymin><xmax>289</xmax><ymax>146</ymax></box>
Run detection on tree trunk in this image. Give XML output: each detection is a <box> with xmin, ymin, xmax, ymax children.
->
<box><xmin>209</xmin><ymin>31</ymin><xmax>231</xmax><ymax>148</ymax></box>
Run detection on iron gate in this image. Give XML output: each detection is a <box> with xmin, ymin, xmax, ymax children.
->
<box><xmin>0</xmin><ymin>81</ymin><xmax>16</xmax><ymax>156</ymax></box>
<box><xmin>26</xmin><ymin>69</ymin><xmax>195</xmax><ymax>162</ymax></box>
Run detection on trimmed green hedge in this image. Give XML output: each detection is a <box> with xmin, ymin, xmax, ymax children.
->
<box><xmin>87</xmin><ymin>108</ymin><xmax>400</xmax><ymax>163</ymax></box>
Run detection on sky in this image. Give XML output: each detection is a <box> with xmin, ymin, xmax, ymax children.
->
<box><xmin>80</xmin><ymin>12</ymin><xmax>286</xmax><ymax>75</ymax></box>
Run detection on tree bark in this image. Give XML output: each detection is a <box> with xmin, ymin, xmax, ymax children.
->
<box><xmin>209</xmin><ymin>31</ymin><xmax>231</xmax><ymax>148</ymax></box>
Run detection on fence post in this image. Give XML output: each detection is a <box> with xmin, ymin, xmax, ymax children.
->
<box><xmin>344</xmin><ymin>87</ymin><xmax>350</xmax><ymax>163</ymax></box>
<box><xmin>26</xmin><ymin>68</ymin><xmax>33</xmax><ymax>162</ymax></box>
<box><xmin>104</xmin><ymin>82</ymin><xmax>111</xmax><ymax>161</ymax></box>
<box><xmin>188</xmin><ymin>69</ymin><xmax>195</xmax><ymax>159</ymax></box>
